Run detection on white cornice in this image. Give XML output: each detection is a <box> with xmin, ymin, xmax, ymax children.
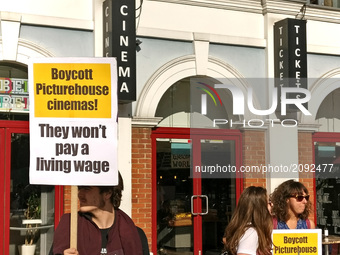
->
<box><xmin>137</xmin><ymin>27</ymin><xmax>267</xmax><ymax>48</ymax></box>
<box><xmin>297</xmin><ymin>123</ymin><xmax>321</xmax><ymax>132</ymax></box>
<box><xmin>146</xmin><ymin>0</ymin><xmax>340</xmax><ymax>24</ymax></box>
<box><xmin>147</xmin><ymin>0</ymin><xmax>263</xmax><ymax>14</ymax></box>
<box><xmin>262</xmin><ymin>0</ymin><xmax>340</xmax><ymax>23</ymax></box>
<box><xmin>261</xmin><ymin>0</ymin><xmax>307</xmax><ymax>16</ymax></box>
<box><xmin>132</xmin><ymin>117</ymin><xmax>163</xmax><ymax>127</ymax></box>
<box><xmin>304</xmin><ymin>4</ymin><xmax>340</xmax><ymax>23</ymax></box>
<box><xmin>0</xmin><ymin>11</ymin><xmax>93</xmax><ymax>31</ymax></box>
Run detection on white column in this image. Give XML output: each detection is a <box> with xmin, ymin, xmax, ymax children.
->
<box><xmin>1</xmin><ymin>18</ymin><xmax>21</xmax><ymax>61</ymax></box>
<box><xmin>93</xmin><ymin>0</ymin><xmax>105</xmax><ymax>57</ymax></box>
<box><xmin>266</xmin><ymin>124</ymin><xmax>299</xmax><ymax>193</ymax></box>
<box><xmin>118</xmin><ymin>117</ymin><xmax>132</xmax><ymax>216</ymax></box>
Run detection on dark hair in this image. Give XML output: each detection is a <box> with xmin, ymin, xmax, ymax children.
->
<box><xmin>270</xmin><ymin>179</ymin><xmax>311</xmax><ymax>221</ymax></box>
<box><xmin>223</xmin><ymin>186</ymin><xmax>272</xmax><ymax>255</ymax></box>
<box><xmin>98</xmin><ymin>172</ymin><xmax>124</xmax><ymax>208</ymax></box>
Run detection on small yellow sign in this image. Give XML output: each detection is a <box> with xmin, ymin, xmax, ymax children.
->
<box><xmin>272</xmin><ymin>229</ymin><xmax>321</xmax><ymax>255</ymax></box>
<box><xmin>33</xmin><ymin>63</ymin><xmax>111</xmax><ymax>118</ymax></box>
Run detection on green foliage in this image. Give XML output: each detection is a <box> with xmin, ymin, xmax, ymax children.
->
<box><xmin>24</xmin><ymin>192</ymin><xmax>41</xmax><ymax>245</ymax></box>
<box><xmin>24</xmin><ymin>193</ymin><xmax>41</xmax><ymax>220</ymax></box>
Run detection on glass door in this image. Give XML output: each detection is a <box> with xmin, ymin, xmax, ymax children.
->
<box><xmin>200</xmin><ymin>139</ymin><xmax>237</xmax><ymax>254</ymax></box>
<box><xmin>0</xmin><ymin>121</ymin><xmax>62</xmax><ymax>255</ymax></box>
<box><xmin>153</xmin><ymin>128</ymin><xmax>242</xmax><ymax>255</ymax></box>
<box><xmin>156</xmin><ymin>137</ymin><xmax>193</xmax><ymax>255</ymax></box>
<box><xmin>313</xmin><ymin>132</ymin><xmax>340</xmax><ymax>236</ymax></box>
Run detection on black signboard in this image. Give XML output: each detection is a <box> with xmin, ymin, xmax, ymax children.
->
<box><xmin>274</xmin><ymin>18</ymin><xmax>307</xmax><ymax>87</ymax></box>
<box><xmin>274</xmin><ymin>18</ymin><xmax>307</xmax><ymax>115</ymax></box>
<box><xmin>103</xmin><ymin>0</ymin><xmax>136</xmax><ymax>103</ymax></box>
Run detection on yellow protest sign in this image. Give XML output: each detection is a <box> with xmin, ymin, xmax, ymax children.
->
<box><xmin>272</xmin><ymin>229</ymin><xmax>322</xmax><ymax>255</ymax></box>
<box><xmin>33</xmin><ymin>63</ymin><xmax>111</xmax><ymax>118</ymax></box>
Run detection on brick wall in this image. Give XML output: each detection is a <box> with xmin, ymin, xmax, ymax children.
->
<box><xmin>131</xmin><ymin>127</ymin><xmax>153</xmax><ymax>250</ymax></box>
<box><xmin>242</xmin><ymin>130</ymin><xmax>266</xmax><ymax>188</ymax></box>
<box><xmin>298</xmin><ymin>131</ymin><xmax>315</xmax><ymax>223</ymax></box>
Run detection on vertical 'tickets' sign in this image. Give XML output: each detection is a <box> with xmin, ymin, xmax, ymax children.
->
<box><xmin>274</xmin><ymin>18</ymin><xmax>307</xmax><ymax>88</ymax></box>
<box><xmin>29</xmin><ymin>58</ymin><xmax>118</xmax><ymax>186</ymax></box>
<box><xmin>274</xmin><ymin>18</ymin><xmax>307</xmax><ymax>115</ymax></box>
<box><xmin>103</xmin><ymin>0</ymin><xmax>136</xmax><ymax>103</ymax></box>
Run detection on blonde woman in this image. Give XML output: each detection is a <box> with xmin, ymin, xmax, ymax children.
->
<box><xmin>223</xmin><ymin>186</ymin><xmax>273</xmax><ymax>255</ymax></box>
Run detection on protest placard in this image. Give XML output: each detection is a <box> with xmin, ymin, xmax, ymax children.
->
<box><xmin>28</xmin><ymin>58</ymin><xmax>118</xmax><ymax>186</ymax></box>
<box><xmin>272</xmin><ymin>229</ymin><xmax>322</xmax><ymax>255</ymax></box>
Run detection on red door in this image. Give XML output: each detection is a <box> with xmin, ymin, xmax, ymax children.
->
<box><xmin>152</xmin><ymin>128</ymin><xmax>243</xmax><ymax>255</ymax></box>
<box><xmin>0</xmin><ymin>121</ymin><xmax>63</xmax><ymax>255</ymax></box>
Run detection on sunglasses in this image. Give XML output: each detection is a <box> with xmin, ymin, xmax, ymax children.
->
<box><xmin>290</xmin><ymin>195</ymin><xmax>310</xmax><ymax>202</ymax></box>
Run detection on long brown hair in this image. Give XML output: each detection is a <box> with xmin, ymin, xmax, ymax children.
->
<box><xmin>270</xmin><ymin>179</ymin><xmax>311</xmax><ymax>222</ymax></box>
<box><xmin>223</xmin><ymin>186</ymin><xmax>272</xmax><ymax>255</ymax></box>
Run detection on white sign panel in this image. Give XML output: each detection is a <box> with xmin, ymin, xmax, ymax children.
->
<box><xmin>29</xmin><ymin>57</ymin><xmax>118</xmax><ymax>185</ymax></box>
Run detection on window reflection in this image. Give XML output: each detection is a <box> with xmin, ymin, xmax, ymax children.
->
<box><xmin>315</xmin><ymin>142</ymin><xmax>340</xmax><ymax>235</ymax></box>
<box><xmin>308</xmin><ymin>0</ymin><xmax>340</xmax><ymax>8</ymax></box>
<box><xmin>9</xmin><ymin>133</ymin><xmax>55</xmax><ymax>255</ymax></box>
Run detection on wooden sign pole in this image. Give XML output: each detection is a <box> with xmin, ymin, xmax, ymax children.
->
<box><xmin>70</xmin><ymin>186</ymin><xmax>78</xmax><ymax>249</ymax></box>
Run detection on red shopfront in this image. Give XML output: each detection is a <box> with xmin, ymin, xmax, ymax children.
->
<box><xmin>151</xmin><ymin>127</ymin><xmax>243</xmax><ymax>255</ymax></box>
<box><xmin>0</xmin><ymin>121</ymin><xmax>63</xmax><ymax>255</ymax></box>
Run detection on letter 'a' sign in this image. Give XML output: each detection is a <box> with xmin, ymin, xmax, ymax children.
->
<box><xmin>28</xmin><ymin>57</ymin><xmax>118</xmax><ymax>186</ymax></box>
<box><xmin>103</xmin><ymin>0</ymin><xmax>136</xmax><ymax>103</ymax></box>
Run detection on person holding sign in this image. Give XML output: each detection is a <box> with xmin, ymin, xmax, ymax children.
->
<box><xmin>222</xmin><ymin>186</ymin><xmax>273</xmax><ymax>255</ymax></box>
<box><xmin>52</xmin><ymin>173</ymin><xmax>144</xmax><ymax>255</ymax></box>
<box><xmin>270</xmin><ymin>179</ymin><xmax>315</xmax><ymax>229</ymax></box>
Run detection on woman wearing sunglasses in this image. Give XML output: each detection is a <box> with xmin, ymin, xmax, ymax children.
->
<box><xmin>270</xmin><ymin>179</ymin><xmax>315</xmax><ymax>229</ymax></box>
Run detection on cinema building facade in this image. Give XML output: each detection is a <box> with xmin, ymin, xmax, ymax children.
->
<box><xmin>1</xmin><ymin>0</ymin><xmax>340</xmax><ymax>254</ymax></box>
